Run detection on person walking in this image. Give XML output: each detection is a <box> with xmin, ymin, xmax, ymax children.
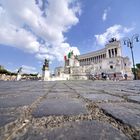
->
<box><xmin>124</xmin><ymin>74</ymin><xmax>128</xmax><ymax>80</ymax></box>
<box><xmin>113</xmin><ymin>73</ymin><xmax>116</xmax><ymax>81</ymax></box>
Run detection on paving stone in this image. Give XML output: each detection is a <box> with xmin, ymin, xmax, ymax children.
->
<box><xmin>0</xmin><ymin>115</ymin><xmax>17</xmax><ymax>127</ymax></box>
<box><xmin>98</xmin><ymin>102</ymin><xmax>140</xmax><ymax>130</ymax></box>
<box><xmin>0</xmin><ymin>91</ymin><xmax>47</xmax><ymax>100</ymax></box>
<box><xmin>0</xmin><ymin>80</ymin><xmax>140</xmax><ymax>139</ymax></box>
<box><xmin>81</xmin><ymin>93</ymin><xmax>124</xmax><ymax>102</ymax></box>
<box><xmin>32</xmin><ymin>98</ymin><xmax>87</xmax><ymax>117</ymax></box>
<box><xmin>88</xmin><ymin>82</ymin><xmax>140</xmax><ymax>96</ymax></box>
<box><xmin>127</xmin><ymin>96</ymin><xmax>140</xmax><ymax>103</ymax></box>
<box><xmin>20</xmin><ymin>120</ymin><xmax>129</xmax><ymax>140</ymax></box>
<box><xmin>0</xmin><ymin>94</ymin><xmax>39</xmax><ymax>108</ymax></box>
<box><xmin>50</xmin><ymin>88</ymin><xmax>73</xmax><ymax>92</ymax></box>
<box><xmin>47</xmin><ymin>92</ymin><xmax>76</xmax><ymax>99</ymax></box>
<box><xmin>104</xmin><ymin>90</ymin><xmax>136</xmax><ymax>96</ymax></box>
<box><xmin>117</xmin><ymin>89</ymin><xmax>140</xmax><ymax>94</ymax></box>
<box><xmin>75</xmin><ymin>89</ymin><xmax>97</xmax><ymax>94</ymax></box>
<box><xmin>0</xmin><ymin>108</ymin><xmax>20</xmax><ymax>127</ymax></box>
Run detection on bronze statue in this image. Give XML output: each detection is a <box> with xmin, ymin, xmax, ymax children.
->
<box><xmin>44</xmin><ymin>59</ymin><xmax>49</xmax><ymax>67</ymax></box>
<box><xmin>109</xmin><ymin>38</ymin><xmax>117</xmax><ymax>43</ymax></box>
<box><xmin>42</xmin><ymin>59</ymin><xmax>49</xmax><ymax>71</ymax></box>
<box><xmin>17</xmin><ymin>67</ymin><xmax>22</xmax><ymax>74</ymax></box>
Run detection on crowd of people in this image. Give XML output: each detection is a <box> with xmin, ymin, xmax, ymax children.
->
<box><xmin>90</xmin><ymin>72</ymin><xmax>128</xmax><ymax>81</ymax></box>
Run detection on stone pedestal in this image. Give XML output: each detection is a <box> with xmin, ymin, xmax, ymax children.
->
<box><xmin>16</xmin><ymin>74</ymin><xmax>21</xmax><ymax>81</ymax></box>
<box><xmin>42</xmin><ymin>69</ymin><xmax>50</xmax><ymax>81</ymax></box>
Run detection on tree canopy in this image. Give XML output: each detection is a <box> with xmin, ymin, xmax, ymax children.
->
<box><xmin>0</xmin><ymin>66</ymin><xmax>16</xmax><ymax>75</ymax></box>
<box><xmin>136</xmin><ymin>63</ymin><xmax>140</xmax><ymax>69</ymax></box>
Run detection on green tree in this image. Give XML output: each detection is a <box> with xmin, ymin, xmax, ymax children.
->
<box><xmin>136</xmin><ymin>63</ymin><xmax>140</xmax><ymax>69</ymax></box>
<box><xmin>0</xmin><ymin>66</ymin><xmax>16</xmax><ymax>75</ymax></box>
<box><xmin>0</xmin><ymin>65</ymin><xmax>4</xmax><ymax>70</ymax></box>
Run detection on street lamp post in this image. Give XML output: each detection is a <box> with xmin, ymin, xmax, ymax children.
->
<box><xmin>123</xmin><ymin>34</ymin><xmax>139</xmax><ymax>80</ymax></box>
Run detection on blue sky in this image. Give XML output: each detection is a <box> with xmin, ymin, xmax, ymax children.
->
<box><xmin>0</xmin><ymin>0</ymin><xmax>140</xmax><ymax>74</ymax></box>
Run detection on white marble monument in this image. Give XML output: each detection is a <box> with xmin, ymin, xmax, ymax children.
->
<box><xmin>55</xmin><ymin>38</ymin><xmax>132</xmax><ymax>80</ymax></box>
<box><xmin>42</xmin><ymin>59</ymin><xmax>50</xmax><ymax>81</ymax></box>
<box><xmin>16</xmin><ymin>67</ymin><xmax>22</xmax><ymax>81</ymax></box>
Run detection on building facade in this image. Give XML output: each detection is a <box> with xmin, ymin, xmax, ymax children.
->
<box><xmin>56</xmin><ymin>39</ymin><xmax>132</xmax><ymax>80</ymax></box>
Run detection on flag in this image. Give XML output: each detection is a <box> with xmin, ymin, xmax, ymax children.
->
<box><xmin>64</xmin><ymin>55</ymin><xmax>67</xmax><ymax>61</ymax></box>
<box><xmin>68</xmin><ymin>52</ymin><xmax>71</xmax><ymax>58</ymax></box>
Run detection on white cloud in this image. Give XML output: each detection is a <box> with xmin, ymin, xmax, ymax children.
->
<box><xmin>123</xmin><ymin>27</ymin><xmax>134</xmax><ymax>33</ymax></box>
<box><xmin>102</xmin><ymin>11</ymin><xmax>107</xmax><ymax>21</ymax></box>
<box><xmin>36</xmin><ymin>42</ymin><xmax>80</xmax><ymax>61</ymax></box>
<box><xmin>0</xmin><ymin>0</ymin><xmax>81</xmax><ymax>62</ymax></box>
<box><xmin>102</xmin><ymin>7</ymin><xmax>110</xmax><ymax>21</ymax></box>
<box><xmin>0</xmin><ymin>24</ymin><xmax>40</xmax><ymax>53</ymax></box>
<box><xmin>21</xmin><ymin>65</ymin><xmax>37</xmax><ymax>74</ymax></box>
<box><xmin>95</xmin><ymin>24</ymin><xmax>134</xmax><ymax>46</ymax></box>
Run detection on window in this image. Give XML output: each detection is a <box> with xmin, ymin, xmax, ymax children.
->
<box><xmin>112</xmin><ymin>49</ymin><xmax>114</xmax><ymax>57</ymax></box>
<box><xmin>110</xmin><ymin>65</ymin><xmax>113</xmax><ymax>69</ymax></box>
<box><xmin>109</xmin><ymin>50</ymin><xmax>111</xmax><ymax>58</ymax></box>
<box><xmin>115</xmin><ymin>48</ymin><xmax>117</xmax><ymax>56</ymax></box>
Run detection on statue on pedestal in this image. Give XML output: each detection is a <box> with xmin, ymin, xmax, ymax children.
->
<box><xmin>42</xmin><ymin>59</ymin><xmax>50</xmax><ymax>81</ymax></box>
<box><xmin>45</xmin><ymin>59</ymin><xmax>49</xmax><ymax>67</ymax></box>
<box><xmin>16</xmin><ymin>67</ymin><xmax>22</xmax><ymax>81</ymax></box>
<box><xmin>17</xmin><ymin>67</ymin><xmax>22</xmax><ymax>74</ymax></box>
<box><xmin>109</xmin><ymin>37</ymin><xmax>117</xmax><ymax>43</ymax></box>
<box><xmin>42</xmin><ymin>59</ymin><xmax>49</xmax><ymax>71</ymax></box>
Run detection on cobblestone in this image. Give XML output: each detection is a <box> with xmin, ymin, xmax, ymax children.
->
<box><xmin>127</xmin><ymin>96</ymin><xmax>140</xmax><ymax>103</ymax></box>
<box><xmin>81</xmin><ymin>93</ymin><xmax>124</xmax><ymax>102</ymax></box>
<box><xmin>0</xmin><ymin>80</ymin><xmax>140</xmax><ymax>140</ymax></box>
<box><xmin>32</xmin><ymin>98</ymin><xmax>87</xmax><ymax>117</ymax></box>
<box><xmin>98</xmin><ymin>102</ymin><xmax>140</xmax><ymax>130</ymax></box>
<box><xmin>20</xmin><ymin>120</ymin><xmax>129</xmax><ymax>140</ymax></box>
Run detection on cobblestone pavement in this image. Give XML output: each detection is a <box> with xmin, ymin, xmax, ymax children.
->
<box><xmin>0</xmin><ymin>80</ymin><xmax>140</xmax><ymax>140</ymax></box>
